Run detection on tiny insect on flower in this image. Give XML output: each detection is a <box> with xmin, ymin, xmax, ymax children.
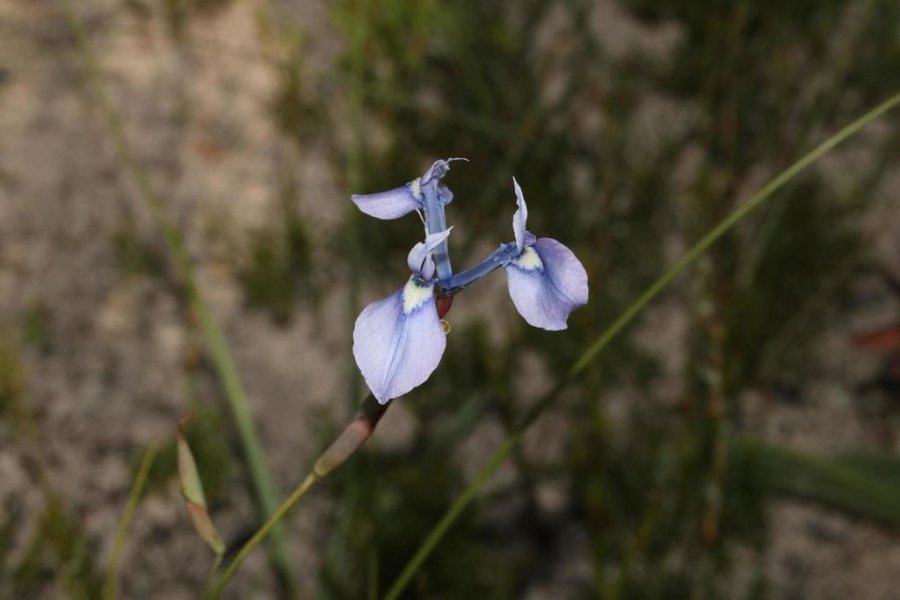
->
<box><xmin>351</xmin><ymin>160</ymin><xmax>588</xmax><ymax>403</ymax></box>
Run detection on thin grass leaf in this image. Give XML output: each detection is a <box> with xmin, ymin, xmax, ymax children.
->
<box><xmin>382</xmin><ymin>91</ymin><xmax>900</xmax><ymax>600</ymax></box>
<box><xmin>733</xmin><ymin>436</ymin><xmax>900</xmax><ymax>527</ymax></box>
<box><xmin>207</xmin><ymin>393</ymin><xmax>388</xmax><ymax>599</ymax></box>
<box><xmin>178</xmin><ymin>417</ymin><xmax>225</xmax><ymax>555</ymax></box>
<box><xmin>103</xmin><ymin>443</ymin><xmax>159</xmax><ymax>600</ymax></box>
<box><xmin>835</xmin><ymin>452</ymin><xmax>900</xmax><ymax>490</ymax></box>
<box><xmin>61</xmin><ymin>3</ymin><xmax>295</xmax><ymax>593</ymax></box>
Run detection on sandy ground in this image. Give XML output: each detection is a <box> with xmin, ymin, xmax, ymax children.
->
<box><xmin>1</xmin><ymin>1</ymin><xmax>899</xmax><ymax>599</ymax></box>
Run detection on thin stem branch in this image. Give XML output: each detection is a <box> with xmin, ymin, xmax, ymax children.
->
<box><xmin>201</xmin><ymin>553</ymin><xmax>224</xmax><ymax>598</ymax></box>
<box><xmin>207</xmin><ymin>394</ymin><xmax>388</xmax><ymax>599</ymax></box>
<box><xmin>206</xmin><ymin>472</ymin><xmax>318</xmax><ymax>600</ymax></box>
<box><xmin>383</xmin><ymin>91</ymin><xmax>900</xmax><ymax>600</ymax></box>
<box><xmin>103</xmin><ymin>443</ymin><xmax>159</xmax><ymax>600</ymax></box>
<box><xmin>383</xmin><ymin>436</ymin><xmax>521</xmax><ymax>600</ymax></box>
<box><xmin>568</xmin><ymin>92</ymin><xmax>900</xmax><ymax>379</ymax></box>
<box><xmin>345</xmin><ymin>0</ymin><xmax>371</xmax><ymax>406</ymax></box>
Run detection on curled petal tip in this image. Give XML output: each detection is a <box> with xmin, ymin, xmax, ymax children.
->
<box><xmin>422</xmin><ymin>157</ymin><xmax>466</xmax><ymax>184</ymax></box>
<box><xmin>407</xmin><ymin>227</ymin><xmax>453</xmax><ymax>278</ymax></box>
<box><xmin>511</xmin><ymin>178</ymin><xmax>529</xmax><ymax>252</ymax></box>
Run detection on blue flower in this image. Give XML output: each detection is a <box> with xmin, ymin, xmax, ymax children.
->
<box><xmin>503</xmin><ymin>178</ymin><xmax>589</xmax><ymax>331</ymax></box>
<box><xmin>351</xmin><ymin>161</ymin><xmax>588</xmax><ymax>403</ymax></box>
<box><xmin>351</xmin><ymin>160</ymin><xmax>455</xmax><ymax>220</ymax></box>
<box><xmin>352</xmin><ymin>159</ymin><xmax>461</xmax><ymax>280</ymax></box>
<box><xmin>353</xmin><ymin>229</ymin><xmax>452</xmax><ymax>403</ymax></box>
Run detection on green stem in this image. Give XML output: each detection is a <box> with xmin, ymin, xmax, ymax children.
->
<box><xmin>569</xmin><ymin>96</ymin><xmax>900</xmax><ymax>380</ymax></box>
<box><xmin>207</xmin><ymin>472</ymin><xmax>319</xmax><ymax>600</ymax></box>
<box><xmin>345</xmin><ymin>0</ymin><xmax>371</xmax><ymax>406</ymax></box>
<box><xmin>207</xmin><ymin>394</ymin><xmax>388</xmax><ymax>599</ymax></box>
<box><xmin>103</xmin><ymin>444</ymin><xmax>159</xmax><ymax>600</ymax></box>
<box><xmin>383</xmin><ymin>91</ymin><xmax>900</xmax><ymax>600</ymax></box>
<box><xmin>61</xmin><ymin>3</ymin><xmax>296</xmax><ymax>594</ymax></box>
<box><xmin>201</xmin><ymin>553</ymin><xmax>224</xmax><ymax>597</ymax></box>
<box><xmin>368</xmin><ymin>545</ymin><xmax>379</xmax><ymax>600</ymax></box>
<box><xmin>383</xmin><ymin>436</ymin><xmax>520</xmax><ymax>600</ymax></box>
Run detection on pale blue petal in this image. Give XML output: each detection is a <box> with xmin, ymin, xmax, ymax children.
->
<box><xmin>407</xmin><ymin>227</ymin><xmax>453</xmax><ymax>279</ymax></box>
<box><xmin>351</xmin><ymin>183</ymin><xmax>421</xmax><ymax>220</ymax></box>
<box><xmin>504</xmin><ymin>237</ymin><xmax>588</xmax><ymax>331</ymax></box>
<box><xmin>512</xmin><ymin>177</ymin><xmax>528</xmax><ymax>252</ymax></box>
<box><xmin>352</xmin><ymin>279</ymin><xmax>447</xmax><ymax>403</ymax></box>
<box><xmin>438</xmin><ymin>184</ymin><xmax>454</xmax><ymax>205</ymax></box>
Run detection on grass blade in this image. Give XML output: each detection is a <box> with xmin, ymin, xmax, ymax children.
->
<box><xmin>207</xmin><ymin>393</ymin><xmax>388</xmax><ymax>599</ymax></box>
<box><xmin>61</xmin><ymin>3</ymin><xmax>296</xmax><ymax>594</ymax></box>
<box><xmin>734</xmin><ymin>436</ymin><xmax>900</xmax><ymax>527</ymax></box>
<box><xmin>103</xmin><ymin>443</ymin><xmax>158</xmax><ymax>600</ymax></box>
<box><xmin>383</xmin><ymin>91</ymin><xmax>900</xmax><ymax>600</ymax></box>
<box><xmin>178</xmin><ymin>417</ymin><xmax>226</xmax><ymax>555</ymax></box>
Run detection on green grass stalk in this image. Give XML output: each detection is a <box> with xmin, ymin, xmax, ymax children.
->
<box><xmin>382</xmin><ymin>91</ymin><xmax>900</xmax><ymax>600</ymax></box>
<box><xmin>103</xmin><ymin>444</ymin><xmax>159</xmax><ymax>600</ymax></box>
<box><xmin>61</xmin><ymin>3</ymin><xmax>296</xmax><ymax>593</ymax></box>
<box><xmin>207</xmin><ymin>394</ymin><xmax>388</xmax><ymax>599</ymax></box>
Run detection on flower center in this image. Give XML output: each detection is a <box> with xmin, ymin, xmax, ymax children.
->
<box><xmin>514</xmin><ymin>246</ymin><xmax>544</xmax><ymax>271</ymax></box>
<box><xmin>410</xmin><ymin>178</ymin><xmax>423</xmax><ymax>201</ymax></box>
<box><xmin>403</xmin><ymin>277</ymin><xmax>434</xmax><ymax>313</ymax></box>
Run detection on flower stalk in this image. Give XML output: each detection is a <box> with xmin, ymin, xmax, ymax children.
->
<box><xmin>384</xmin><ymin>91</ymin><xmax>900</xmax><ymax>600</ymax></box>
<box><xmin>207</xmin><ymin>394</ymin><xmax>388</xmax><ymax>599</ymax></box>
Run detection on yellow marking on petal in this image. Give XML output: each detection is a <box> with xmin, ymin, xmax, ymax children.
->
<box><xmin>403</xmin><ymin>278</ymin><xmax>434</xmax><ymax>313</ymax></box>
<box><xmin>441</xmin><ymin>319</ymin><xmax>451</xmax><ymax>334</ymax></box>
<box><xmin>410</xmin><ymin>178</ymin><xmax>423</xmax><ymax>200</ymax></box>
<box><xmin>514</xmin><ymin>246</ymin><xmax>544</xmax><ymax>271</ymax></box>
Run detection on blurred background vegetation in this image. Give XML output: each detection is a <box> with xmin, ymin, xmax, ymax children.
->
<box><xmin>2</xmin><ymin>0</ymin><xmax>900</xmax><ymax>598</ymax></box>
